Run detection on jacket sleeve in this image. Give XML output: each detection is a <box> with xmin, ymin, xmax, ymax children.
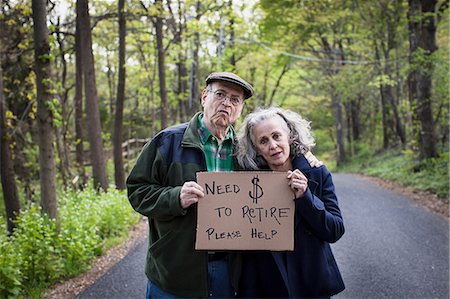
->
<box><xmin>296</xmin><ymin>166</ymin><xmax>344</xmax><ymax>243</ymax></box>
<box><xmin>126</xmin><ymin>139</ymin><xmax>187</xmax><ymax>221</ymax></box>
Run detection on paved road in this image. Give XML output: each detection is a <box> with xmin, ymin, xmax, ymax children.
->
<box><xmin>78</xmin><ymin>173</ymin><xmax>449</xmax><ymax>299</ymax></box>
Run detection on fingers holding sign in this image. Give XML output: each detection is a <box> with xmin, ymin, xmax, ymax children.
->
<box><xmin>180</xmin><ymin>181</ymin><xmax>204</xmax><ymax>209</ymax></box>
<box><xmin>287</xmin><ymin>169</ymin><xmax>308</xmax><ymax>199</ymax></box>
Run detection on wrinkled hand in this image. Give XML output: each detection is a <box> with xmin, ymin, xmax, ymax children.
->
<box><xmin>180</xmin><ymin>181</ymin><xmax>204</xmax><ymax>209</ymax></box>
<box><xmin>287</xmin><ymin>169</ymin><xmax>308</xmax><ymax>198</ymax></box>
<box><xmin>304</xmin><ymin>151</ymin><xmax>323</xmax><ymax>168</ymax></box>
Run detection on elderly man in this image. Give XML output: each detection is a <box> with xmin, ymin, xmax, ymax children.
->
<box><xmin>127</xmin><ymin>72</ymin><xmax>254</xmax><ymax>298</ymax></box>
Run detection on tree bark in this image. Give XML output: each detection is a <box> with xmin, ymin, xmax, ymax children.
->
<box><xmin>77</xmin><ymin>0</ymin><xmax>108</xmax><ymax>191</ymax></box>
<box><xmin>55</xmin><ymin>22</ymin><xmax>70</xmax><ymax>188</ymax></box>
<box><xmin>408</xmin><ymin>0</ymin><xmax>438</xmax><ymax>159</ymax></box>
<box><xmin>155</xmin><ymin>0</ymin><xmax>169</xmax><ymax>130</ymax></box>
<box><xmin>351</xmin><ymin>97</ymin><xmax>362</xmax><ymax>141</ymax></box>
<box><xmin>113</xmin><ymin>0</ymin><xmax>126</xmax><ymax>190</ymax></box>
<box><xmin>188</xmin><ymin>0</ymin><xmax>201</xmax><ymax>116</ymax></box>
<box><xmin>268</xmin><ymin>63</ymin><xmax>289</xmax><ymax>106</ymax></box>
<box><xmin>74</xmin><ymin>9</ymin><xmax>86</xmax><ymax>187</ymax></box>
<box><xmin>0</xmin><ymin>56</ymin><xmax>21</xmax><ymax>234</ymax></box>
<box><xmin>31</xmin><ymin>0</ymin><xmax>58</xmax><ymax>221</ymax></box>
<box><xmin>333</xmin><ymin>93</ymin><xmax>346</xmax><ymax>165</ymax></box>
<box><xmin>228</xmin><ymin>0</ymin><xmax>236</xmax><ymax>69</ymax></box>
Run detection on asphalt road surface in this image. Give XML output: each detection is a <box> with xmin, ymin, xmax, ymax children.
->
<box><xmin>78</xmin><ymin>173</ymin><xmax>449</xmax><ymax>299</ymax></box>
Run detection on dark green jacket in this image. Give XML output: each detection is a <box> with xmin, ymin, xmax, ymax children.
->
<box><xmin>127</xmin><ymin>112</ymin><xmax>240</xmax><ymax>297</ymax></box>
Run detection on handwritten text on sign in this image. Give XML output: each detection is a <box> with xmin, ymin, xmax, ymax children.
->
<box><xmin>195</xmin><ymin>172</ymin><xmax>295</xmax><ymax>251</ymax></box>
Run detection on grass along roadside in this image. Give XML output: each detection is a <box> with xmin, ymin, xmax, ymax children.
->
<box><xmin>333</xmin><ymin>148</ymin><xmax>449</xmax><ymax>215</ymax></box>
<box><xmin>0</xmin><ymin>187</ymin><xmax>140</xmax><ymax>299</ymax></box>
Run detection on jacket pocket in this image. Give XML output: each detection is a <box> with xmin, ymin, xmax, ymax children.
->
<box><xmin>149</xmin><ymin>230</ymin><xmax>176</xmax><ymax>258</ymax></box>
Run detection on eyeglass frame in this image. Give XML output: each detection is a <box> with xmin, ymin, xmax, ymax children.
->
<box><xmin>206</xmin><ymin>88</ymin><xmax>244</xmax><ymax>107</ymax></box>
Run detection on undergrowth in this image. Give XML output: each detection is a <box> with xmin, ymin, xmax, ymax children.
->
<box><xmin>336</xmin><ymin>146</ymin><xmax>449</xmax><ymax>200</ymax></box>
<box><xmin>0</xmin><ymin>187</ymin><xmax>140</xmax><ymax>298</ymax></box>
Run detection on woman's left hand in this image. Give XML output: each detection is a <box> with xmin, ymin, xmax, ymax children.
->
<box><xmin>287</xmin><ymin>169</ymin><xmax>308</xmax><ymax>198</ymax></box>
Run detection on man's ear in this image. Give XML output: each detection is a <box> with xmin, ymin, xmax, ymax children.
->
<box><xmin>200</xmin><ymin>89</ymin><xmax>208</xmax><ymax>106</ymax></box>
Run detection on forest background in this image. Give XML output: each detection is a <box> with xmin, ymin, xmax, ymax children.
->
<box><xmin>0</xmin><ymin>0</ymin><xmax>448</xmax><ymax>298</ymax></box>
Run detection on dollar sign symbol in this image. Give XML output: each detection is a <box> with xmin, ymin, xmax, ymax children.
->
<box><xmin>249</xmin><ymin>175</ymin><xmax>264</xmax><ymax>204</ymax></box>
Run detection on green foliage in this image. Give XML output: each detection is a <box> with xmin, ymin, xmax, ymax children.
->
<box><xmin>2</xmin><ymin>205</ymin><xmax>62</xmax><ymax>298</ymax></box>
<box><xmin>338</xmin><ymin>145</ymin><xmax>449</xmax><ymax>199</ymax></box>
<box><xmin>0</xmin><ymin>236</ymin><xmax>23</xmax><ymax>299</ymax></box>
<box><xmin>0</xmin><ymin>187</ymin><xmax>140</xmax><ymax>298</ymax></box>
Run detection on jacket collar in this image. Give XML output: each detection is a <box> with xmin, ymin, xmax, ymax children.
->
<box><xmin>181</xmin><ymin>112</ymin><xmax>237</xmax><ymax>148</ymax></box>
<box><xmin>181</xmin><ymin>112</ymin><xmax>203</xmax><ymax>148</ymax></box>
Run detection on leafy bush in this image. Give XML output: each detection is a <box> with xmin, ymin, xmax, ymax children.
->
<box><xmin>5</xmin><ymin>205</ymin><xmax>63</xmax><ymax>297</ymax></box>
<box><xmin>337</xmin><ymin>146</ymin><xmax>449</xmax><ymax>199</ymax></box>
<box><xmin>0</xmin><ymin>186</ymin><xmax>140</xmax><ymax>298</ymax></box>
<box><xmin>0</xmin><ymin>236</ymin><xmax>23</xmax><ymax>298</ymax></box>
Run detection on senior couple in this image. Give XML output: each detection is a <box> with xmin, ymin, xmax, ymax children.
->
<box><xmin>127</xmin><ymin>72</ymin><xmax>345</xmax><ymax>298</ymax></box>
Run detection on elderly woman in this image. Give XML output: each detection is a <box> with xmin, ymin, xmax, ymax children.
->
<box><xmin>236</xmin><ymin>106</ymin><xmax>345</xmax><ymax>298</ymax></box>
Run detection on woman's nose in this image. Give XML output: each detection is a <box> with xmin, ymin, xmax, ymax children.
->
<box><xmin>268</xmin><ymin>140</ymin><xmax>277</xmax><ymax>149</ymax></box>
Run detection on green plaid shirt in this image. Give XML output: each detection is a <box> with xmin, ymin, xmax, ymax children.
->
<box><xmin>197</xmin><ymin>114</ymin><xmax>234</xmax><ymax>172</ymax></box>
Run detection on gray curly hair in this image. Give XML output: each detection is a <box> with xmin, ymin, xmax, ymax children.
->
<box><xmin>236</xmin><ymin>106</ymin><xmax>315</xmax><ymax>170</ymax></box>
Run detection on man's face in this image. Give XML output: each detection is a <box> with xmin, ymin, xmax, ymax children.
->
<box><xmin>201</xmin><ymin>81</ymin><xmax>245</xmax><ymax>129</ymax></box>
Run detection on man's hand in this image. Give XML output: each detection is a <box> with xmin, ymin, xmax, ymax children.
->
<box><xmin>304</xmin><ymin>151</ymin><xmax>323</xmax><ymax>168</ymax></box>
<box><xmin>180</xmin><ymin>181</ymin><xmax>204</xmax><ymax>209</ymax></box>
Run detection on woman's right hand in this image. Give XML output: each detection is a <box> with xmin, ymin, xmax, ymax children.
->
<box><xmin>287</xmin><ymin>169</ymin><xmax>308</xmax><ymax>198</ymax></box>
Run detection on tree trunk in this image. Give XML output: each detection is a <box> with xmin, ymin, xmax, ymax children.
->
<box><xmin>374</xmin><ymin>45</ymin><xmax>391</xmax><ymax>150</ymax></box>
<box><xmin>188</xmin><ymin>0</ymin><xmax>201</xmax><ymax>116</ymax></box>
<box><xmin>113</xmin><ymin>0</ymin><xmax>126</xmax><ymax>190</ymax></box>
<box><xmin>268</xmin><ymin>63</ymin><xmax>289</xmax><ymax>106</ymax></box>
<box><xmin>333</xmin><ymin>93</ymin><xmax>346</xmax><ymax>165</ymax></box>
<box><xmin>228</xmin><ymin>0</ymin><xmax>236</xmax><ymax>69</ymax></box>
<box><xmin>382</xmin><ymin>83</ymin><xmax>406</xmax><ymax>146</ymax></box>
<box><xmin>155</xmin><ymin>0</ymin><xmax>168</xmax><ymax>129</ymax></box>
<box><xmin>408</xmin><ymin>0</ymin><xmax>438</xmax><ymax>159</ymax></box>
<box><xmin>55</xmin><ymin>22</ymin><xmax>70</xmax><ymax>188</ymax></box>
<box><xmin>173</xmin><ymin>0</ymin><xmax>188</xmax><ymax>122</ymax></box>
<box><xmin>0</xmin><ymin>56</ymin><xmax>21</xmax><ymax>234</ymax></box>
<box><xmin>379</xmin><ymin>83</ymin><xmax>392</xmax><ymax>150</ymax></box>
<box><xmin>74</xmin><ymin>11</ymin><xmax>86</xmax><ymax>188</ymax></box>
<box><xmin>351</xmin><ymin>96</ymin><xmax>362</xmax><ymax>141</ymax></box>
<box><xmin>31</xmin><ymin>0</ymin><xmax>58</xmax><ymax>221</ymax></box>
<box><xmin>78</xmin><ymin>0</ymin><xmax>108</xmax><ymax>191</ymax></box>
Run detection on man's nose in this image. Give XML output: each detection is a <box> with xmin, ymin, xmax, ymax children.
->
<box><xmin>221</xmin><ymin>97</ymin><xmax>233</xmax><ymax>106</ymax></box>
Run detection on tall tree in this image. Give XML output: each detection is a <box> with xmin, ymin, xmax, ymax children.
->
<box><xmin>54</xmin><ymin>20</ymin><xmax>71</xmax><ymax>188</ymax></box>
<box><xmin>0</xmin><ymin>56</ymin><xmax>21</xmax><ymax>234</ymax></box>
<box><xmin>154</xmin><ymin>0</ymin><xmax>169</xmax><ymax>129</ymax></box>
<box><xmin>113</xmin><ymin>0</ymin><xmax>126</xmax><ymax>190</ymax></box>
<box><xmin>228</xmin><ymin>0</ymin><xmax>236</xmax><ymax>69</ymax></box>
<box><xmin>74</xmin><ymin>7</ymin><xmax>86</xmax><ymax>187</ymax></box>
<box><xmin>77</xmin><ymin>0</ymin><xmax>108</xmax><ymax>191</ymax></box>
<box><xmin>31</xmin><ymin>0</ymin><xmax>58</xmax><ymax>220</ymax></box>
<box><xmin>188</xmin><ymin>0</ymin><xmax>201</xmax><ymax>117</ymax></box>
<box><xmin>408</xmin><ymin>0</ymin><xmax>439</xmax><ymax>159</ymax></box>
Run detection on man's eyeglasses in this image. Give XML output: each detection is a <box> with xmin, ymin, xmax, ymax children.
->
<box><xmin>207</xmin><ymin>89</ymin><xmax>243</xmax><ymax>106</ymax></box>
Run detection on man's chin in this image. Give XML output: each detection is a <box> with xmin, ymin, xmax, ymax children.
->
<box><xmin>212</xmin><ymin>116</ymin><xmax>230</xmax><ymax>128</ymax></box>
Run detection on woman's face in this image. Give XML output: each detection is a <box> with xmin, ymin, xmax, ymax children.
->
<box><xmin>252</xmin><ymin>116</ymin><xmax>292</xmax><ymax>172</ymax></box>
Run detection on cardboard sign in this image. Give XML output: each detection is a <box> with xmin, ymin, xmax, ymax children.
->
<box><xmin>195</xmin><ymin>171</ymin><xmax>295</xmax><ymax>251</ymax></box>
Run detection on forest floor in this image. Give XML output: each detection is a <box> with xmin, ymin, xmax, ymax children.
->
<box><xmin>42</xmin><ymin>173</ymin><xmax>448</xmax><ymax>299</ymax></box>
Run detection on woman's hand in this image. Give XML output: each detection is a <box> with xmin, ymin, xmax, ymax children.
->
<box><xmin>180</xmin><ymin>181</ymin><xmax>204</xmax><ymax>209</ymax></box>
<box><xmin>287</xmin><ymin>169</ymin><xmax>308</xmax><ymax>198</ymax></box>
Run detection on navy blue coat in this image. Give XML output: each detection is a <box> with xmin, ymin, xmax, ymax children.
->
<box><xmin>238</xmin><ymin>154</ymin><xmax>345</xmax><ymax>298</ymax></box>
